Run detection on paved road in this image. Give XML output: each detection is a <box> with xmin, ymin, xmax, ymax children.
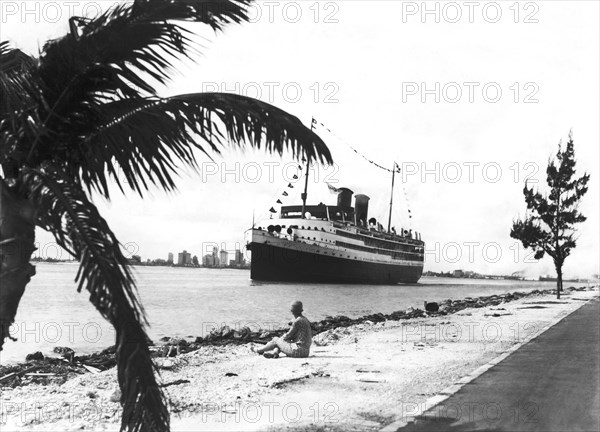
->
<box><xmin>398</xmin><ymin>298</ymin><xmax>600</xmax><ymax>432</ymax></box>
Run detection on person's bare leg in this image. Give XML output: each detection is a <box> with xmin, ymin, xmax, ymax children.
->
<box><xmin>256</xmin><ymin>340</ymin><xmax>278</xmax><ymax>354</ymax></box>
<box><xmin>263</xmin><ymin>346</ymin><xmax>280</xmax><ymax>359</ymax></box>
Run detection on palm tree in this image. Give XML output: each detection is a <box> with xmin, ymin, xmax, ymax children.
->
<box><xmin>0</xmin><ymin>1</ymin><xmax>332</xmax><ymax>431</ymax></box>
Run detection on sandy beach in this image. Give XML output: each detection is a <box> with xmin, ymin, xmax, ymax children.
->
<box><xmin>1</xmin><ymin>285</ymin><xmax>597</xmax><ymax>432</ymax></box>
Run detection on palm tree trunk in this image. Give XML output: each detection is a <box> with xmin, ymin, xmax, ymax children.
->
<box><xmin>0</xmin><ymin>181</ymin><xmax>36</xmax><ymax>350</ymax></box>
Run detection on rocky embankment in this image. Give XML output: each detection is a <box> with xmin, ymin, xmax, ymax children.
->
<box><xmin>1</xmin><ymin>285</ymin><xmax>593</xmax><ymax>389</ymax></box>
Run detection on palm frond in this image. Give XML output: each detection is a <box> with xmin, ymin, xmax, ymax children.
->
<box><xmin>22</xmin><ymin>165</ymin><xmax>168</xmax><ymax>432</ymax></box>
<box><xmin>0</xmin><ymin>42</ymin><xmax>45</xmax><ymax>174</ymax></box>
<box><xmin>76</xmin><ymin>93</ymin><xmax>333</xmax><ymax>198</ymax></box>
<box><xmin>27</xmin><ymin>0</ymin><xmax>251</xmax><ymax>166</ymax></box>
<box><xmin>0</xmin><ymin>42</ymin><xmax>38</xmax><ymax>113</ymax></box>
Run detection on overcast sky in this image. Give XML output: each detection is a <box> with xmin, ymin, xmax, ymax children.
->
<box><xmin>2</xmin><ymin>1</ymin><xmax>598</xmax><ymax>278</ymax></box>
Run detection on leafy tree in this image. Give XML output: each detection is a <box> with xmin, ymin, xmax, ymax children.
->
<box><xmin>511</xmin><ymin>132</ymin><xmax>589</xmax><ymax>299</ymax></box>
<box><xmin>192</xmin><ymin>255</ymin><xmax>199</xmax><ymax>266</ymax></box>
<box><xmin>0</xmin><ymin>1</ymin><xmax>332</xmax><ymax>431</ymax></box>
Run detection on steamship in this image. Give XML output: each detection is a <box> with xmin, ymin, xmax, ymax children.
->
<box><xmin>247</xmin><ymin>166</ymin><xmax>425</xmax><ymax>284</ymax></box>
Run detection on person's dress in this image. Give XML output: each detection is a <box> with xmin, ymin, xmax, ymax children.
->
<box><xmin>274</xmin><ymin>315</ymin><xmax>312</xmax><ymax>357</ymax></box>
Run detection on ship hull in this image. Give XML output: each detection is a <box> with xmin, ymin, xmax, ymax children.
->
<box><xmin>249</xmin><ymin>241</ymin><xmax>423</xmax><ymax>284</ymax></box>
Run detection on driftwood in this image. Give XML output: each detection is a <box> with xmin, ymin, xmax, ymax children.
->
<box><xmin>25</xmin><ymin>372</ymin><xmax>57</xmax><ymax>377</ymax></box>
<box><xmin>357</xmin><ymin>378</ymin><xmax>384</xmax><ymax>383</ymax></box>
<box><xmin>160</xmin><ymin>379</ymin><xmax>190</xmax><ymax>388</ymax></box>
<box><xmin>82</xmin><ymin>364</ymin><xmax>102</xmax><ymax>374</ymax></box>
<box><xmin>0</xmin><ymin>366</ymin><xmax>40</xmax><ymax>383</ymax></box>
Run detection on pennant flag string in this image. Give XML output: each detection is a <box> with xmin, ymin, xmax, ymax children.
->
<box><xmin>312</xmin><ymin>118</ymin><xmax>401</xmax><ymax>174</ymax></box>
<box><xmin>261</xmin><ymin>162</ymin><xmax>304</xmax><ymax>219</ymax></box>
<box><xmin>262</xmin><ymin>119</ymin><xmax>415</xmax><ymax>223</ymax></box>
<box><xmin>314</xmin><ymin>117</ymin><xmax>415</xmax><ymax>223</ymax></box>
<box><xmin>327</xmin><ymin>183</ymin><xmax>340</xmax><ymax>194</ymax></box>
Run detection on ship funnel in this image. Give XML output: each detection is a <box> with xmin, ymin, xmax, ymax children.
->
<box><xmin>354</xmin><ymin>194</ymin><xmax>370</xmax><ymax>226</ymax></box>
<box><xmin>337</xmin><ymin>187</ymin><xmax>354</xmax><ymax>208</ymax></box>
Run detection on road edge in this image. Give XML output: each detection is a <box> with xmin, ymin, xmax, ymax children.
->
<box><xmin>380</xmin><ymin>292</ymin><xmax>599</xmax><ymax>432</ymax></box>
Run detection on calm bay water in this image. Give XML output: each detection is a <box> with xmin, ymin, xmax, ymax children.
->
<box><xmin>1</xmin><ymin>262</ymin><xmax>562</xmax><ymax>364</ymax></box>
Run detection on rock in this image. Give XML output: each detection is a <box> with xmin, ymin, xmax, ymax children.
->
<box><xmin>87</xmin><ymin>391</ymin><xmax>97</xmax><ymax>399</ymax></box>
<box><xmin>26</xmin><ymin>351</ymin><xmax>44</xmax><ymax>361</ymax></box>
<box><xmin>233</xmin><ymin>327</ymin><xmax>252</xmax><ymax>340</ymax></box>
<box><xmin>220</xmin><ymin>326</ymin><xmax>234</xmax><ymax>338</ymax></box>
<box><xmin>424</xmin><ymin>302</ymin><xmax>440</xmax><ymax>312</ymax></box>
<box><xmin>239</xmin><ymin>326</ymin><xmax>252</xmax><ymax>338</ymax></box>
<box><xmin>389</xmin><ymin>311</ymin><xmax>405</xmax><ymax>320</ymax></box>
<box><xmin>53</xmin><ymin>346</ymin><xmax>75</xmax><ymax>356</ymax></box>
<box><xmin>166</xmin><ymin>338</ymin><xmax>188</xmax><ymax>347</ymax></box>
<box><xmin>99</xmin><ymin>345</ymin><xmax>116</xmax><ymax>356</ymax></box>
<box><xmin>53</xmin><ymin>346</ymin><xmax>75</xmax><ymax>360</ymax></box>
<box><xmin>109</xmin><ymin>388</ymin><xmax>121</xmax><ymax>403</ymax></box>
<box><xmin>194</xmin><ymin>336</ymin><xmax>204</xmax><ymax>344</ymax></box>
<box><xmin>156</xmin><ymin>359</ymin><xmax>175</xmax><ymax>369</ymax></box>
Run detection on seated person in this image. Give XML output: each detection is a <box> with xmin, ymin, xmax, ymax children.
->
<box><xmin>255</xmin><ymin>301</ymin><xmax>312</xmax><ymax>358</ymax></box>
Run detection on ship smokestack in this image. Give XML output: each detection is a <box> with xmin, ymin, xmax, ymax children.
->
<box><xmin>354</xmin><ymin>194</ymin><xmax>370</xmax><ymax>226</ymax></box>
<box><xmin>337</xmin><ymin>187</ymin><xmax>354</xmax><ymax>208</ymax></box>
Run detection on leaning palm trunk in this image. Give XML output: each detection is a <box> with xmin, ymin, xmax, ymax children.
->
<box><xmin>0</xmin><ymin>181</ymin><xmax>36</xmax><ymax>349</ymax></box>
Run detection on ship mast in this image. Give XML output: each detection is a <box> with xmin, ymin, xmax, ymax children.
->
<box><xmin>300</xmin><ymin>118</ymin><xmax>315</xmax><ymax>219</ymax></box>
<box><xmin>387</xmin><ymin>162</ymin><xmax>397</xmax><ymax>232</ymax></box>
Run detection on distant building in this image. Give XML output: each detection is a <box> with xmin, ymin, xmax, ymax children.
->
<box><xmin>202</xmin><ymin>254</ymin><xmax>215</xmax><ymax>267</ymax></box>
<box><xmin>128</xmin><ymin>255</ymin><xmax>142</xmax><ymax>264</ymax></box>
<box><xmin>213</xmin><ymin>247</ymin><xmax>220</xmax><ymax>266</ymax></box>
<box><xmin>203</xmin><ymin>247</ymin><xmax>220</xmax><ymax>267</ymax></box>
<box><xmin>178</xmin><ymin>250</ymin><xmax>192</xmax><ymax>266</ymax></box>
<box><xmin>234</xmin><ymin>249</ymin><xmax>245</xmax><ymax>267</ymax></box>
<box><xmin>219</xmin><ymin>250</ymin><xmax>228</xmax><ymax>268</ymax></box>
<box><xmin>167</xmin><ymin>252</ymin><xmax>174</xmax><ymax>265</ymax></box>
<box><xmin>453</xmin><ymin>269</ymin><xmax>465</xmax><ymax>278</ymax></box>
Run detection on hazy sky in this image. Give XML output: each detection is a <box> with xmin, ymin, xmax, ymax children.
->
<box><xmin>2</xmin><ymin>1</ymin><xmax>599</xmax><ymax>278</ymax></box>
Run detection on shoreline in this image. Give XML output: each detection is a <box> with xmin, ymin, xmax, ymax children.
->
<box><xmin>0</xmin><ymin>284</ymin><xmax>595</xmax><ymax>388</ymax></box>
<box><xmin>0</xmin><ymin>284</ymin><xmax>597</xmax><ymax>431</ymax></box>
